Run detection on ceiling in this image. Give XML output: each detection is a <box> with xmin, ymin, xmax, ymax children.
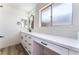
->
<box><xmin>3</xmin><ymin>3</ymin><xmax>37</xmax><ymax>12</ymax></box>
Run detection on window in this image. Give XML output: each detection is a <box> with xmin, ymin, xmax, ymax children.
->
<box><xmin>39</xmin><ymin>3</ymin><xmax>72</xmax><ymax>27</ymax></box>
<box><xmin>41</xmin><ymin>5</ymin><xmax>52</xmax><ymax>27</ymax></box>
<box><xmin>52</xmin><ymin>3</ymin><xmax>72</xmax><ymax>25</ymax></box>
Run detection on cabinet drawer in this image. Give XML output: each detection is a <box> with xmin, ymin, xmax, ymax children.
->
<box><xmin>33</xmin><ymin>37</ymin><xmax>68</xmax><ymax>55</ymax></box>
<box><xmin>27</xmin><ymin>36</ymin><xmax>32</xmax><ymax>43</ymax></box>
<box><xmin>47</xmin><ymin>41</ymin><xmax>68</xmax><ymax>55</ymax></box>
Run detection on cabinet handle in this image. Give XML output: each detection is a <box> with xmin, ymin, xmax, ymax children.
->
<box><xmin>25</xmin><ymin>40</ymin><xmax>27</xmax><ymax>42</ymax></box>
<box><xmin>28</xmin><ymin>37</ymin><xmax>32</xmax><ymax>39</ymax></box>
<box><xmin>25</xmin><ymin>35</ymin><xmax>27</xmax><ymax>37</ymax></box>
<box><xmin>25</xmin><ymin>47</ymin><xmax>27</xmax><ymax>49</ymax></box>
<box><xmin>41</xmin><ymin>42</ymin><xmax>47</xmax><ymax>46</ymax></box>
<box><xmin>21</xmin><ymin>36</ymin><xmax>23</xmax><ymax>40</ymax></box>
<box><xmin>28</xmin><ymin>43</ymin><xmax>31</xmax><ymax>45</ymax></box>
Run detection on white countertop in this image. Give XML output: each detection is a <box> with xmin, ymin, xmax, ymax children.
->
<box><xmin>21</xmin><ymin>30</ymin><xmax>79</xmax><ymax>51</ymax></box>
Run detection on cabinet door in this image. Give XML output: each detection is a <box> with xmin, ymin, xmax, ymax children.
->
<box><xmin>31</xmin><ymin>41</ymin><xmax>44</xmax><ymax>55</ymax></box>
<box><xmin>21</xmin><ymin>33</ymin><xmax>27</xmax><ymax>48</ymax></box>
<box><xmin>33</xmin><ymin>36</ymin><xmax>68</xmax><ymax>55</ymax></box>
<box><xmin>21</xmin><ymin>33</ymin><xmax>25</xmax><ymax>46</ymax></box>
<box><xmin>27</xmin><ymin>35</ymin><xmax>32</xmax><ymax>43</ymax></box>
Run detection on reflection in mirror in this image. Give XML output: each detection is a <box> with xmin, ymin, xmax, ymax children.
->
<box><xmin>24</xmin><ymin>20</ymin><xmax>27</xmax><ymax>27</ymax></box>
<box><xmin>29</xmin><ymin>15</ymin><xmax>34</xmax><ymax>29</ymax></box>
<box><xmin>28</xmin><ymin>15</ymin><xmax>34</xmax><ymax>32</ymax></box>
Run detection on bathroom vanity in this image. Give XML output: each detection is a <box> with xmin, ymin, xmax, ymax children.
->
<box><xmin>20</xmin><ymin>30</ymin><xmax>79</xmax><ymax>55</ymax></box>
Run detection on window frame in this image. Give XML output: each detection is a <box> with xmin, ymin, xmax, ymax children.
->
<box><xmin>39</xmin><ymin>3</ymin><xmax>52</xmax><ymax>27</ymax></box>
<box><xmin>39</xmin><ymin>3</ymin><xmax>73</xmax><ymax>27</ymax></box>
<box><xmin>52</xmin><ymin>3</ymin><xmax>73</xmax><ymax>26</ymax></box>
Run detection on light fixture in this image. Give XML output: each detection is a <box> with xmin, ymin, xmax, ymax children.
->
<box><xmin>17</xmin><ymin>21</ymin><xmax>21</xmax><ymax>25</ymax></box>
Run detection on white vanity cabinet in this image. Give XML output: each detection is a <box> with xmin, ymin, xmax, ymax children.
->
<box><xmin>21</xmin><ymin>32</ymin><xmax>68</xmax><ymax>55</ymax></box>
<box><xmin>20</xmin><ymin>32</ymin><xmax>44</xmax><ymax>55</ymax></box>
<box><xmin>20</xmin><ymin>31</ymin><xmax>79</xmax><ymax>55</ymax></box>
<box><xmin>21</xmin><ymin>32</ymin><xmax>69</xmax><ymax>55</ymax></box>
<box><xmin>20</xmin><ymin>32</ymin><xmax>26</xmax><ymax>48</ymax></box>
<box><xmin>32</xmin><ymin>36</ymin><xmax>68</xmax><ymax>55</ymax></box>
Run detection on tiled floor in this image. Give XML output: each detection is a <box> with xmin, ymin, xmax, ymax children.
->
<box><xmin>0</xmin><ymin>44</ymin><xmax>28</xmax><ymax>55</ymax></box>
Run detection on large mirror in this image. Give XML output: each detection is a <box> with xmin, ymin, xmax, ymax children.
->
<box><xmin>28</xmin><ymin>15</ymin><xmax>34</xmax><ymax>32</ymax></box>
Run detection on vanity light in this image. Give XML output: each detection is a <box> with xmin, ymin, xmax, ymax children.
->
<box><xmin>17</xmin><ymin>21</ymin><xmax>21</xmax><ymax>25</ymax></box>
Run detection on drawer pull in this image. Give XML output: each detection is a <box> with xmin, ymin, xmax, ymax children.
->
<box><xmin>28</xmin><ymin>37</ymin><xmax>32</xmax><ymax>39</ymax></box>
<box><xmin>21</xmin><ymin>36</ymin><xmax>23</xmax><ymax>40</ymax></box>
<box><xmin>25</xmin><ymin>47</ymin><xmax>27</xmax><ymax>49</ymax></box>
<box><xmin>28</xmin><ymin>43</ymin><xmax>31</xmax><ymax>45</ymax></box>
<box><xmin>25</xmin><ymin>40</ymin><xmax>27</xmax><ymax>42</ymax></box>
<box><xmin>25</xmin><ymin>35</ymin><xmax>27</xmax><ymax>37</ymax></box>
<box><xmin>41</xmin><ymin>42</ymin><xmax>47</xmax><ymax>46</ymax></box>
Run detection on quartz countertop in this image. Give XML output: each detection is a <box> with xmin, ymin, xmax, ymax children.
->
<box><xmin>21</xmin><ymin>29</ymin><xmax>79</xmax><ymax>51</ymax></box>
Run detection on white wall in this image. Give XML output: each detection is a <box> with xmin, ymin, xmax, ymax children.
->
<box><xmin>32</xmin><ymin>3</ymin><xmax>79</xmax><ymax>39</ymax></box>
<box><xmin>0</xmin><ymin>4</ymin><xmax>28</xmax><ymax>48</ymax></box>
<box><xmin>27</xmin><ymin>3</ymin><xmax>79</xmax><ymax>55</ymax></box>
